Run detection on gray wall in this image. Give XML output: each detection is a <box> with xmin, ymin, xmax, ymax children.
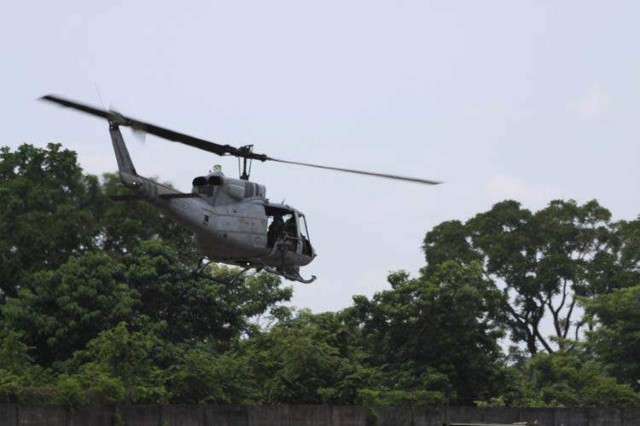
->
<box><xmin>1</xmin><ymin>404</ymin><xmax>639</xmax><ymax>425</ymax></box>
<box><xmin>374</xmin><ymin>406</ymin><xmax>640</xmax><ymax>426</ymax></box>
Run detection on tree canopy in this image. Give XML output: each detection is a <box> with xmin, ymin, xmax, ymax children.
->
<box><xmin>0</xmin><ymin>142</ymin><xmax>638</xmax><ymax>407</ymax></box>
<box><xmin>423</xmin><ymin>199</ymin><xmax>637</xmax><ymax>355</ymax></box>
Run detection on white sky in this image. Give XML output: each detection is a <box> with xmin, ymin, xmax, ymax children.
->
<box><xmin>2</xmin><ymin>0</ymin><xmax>638</xmax><ymax>313</ymax></box>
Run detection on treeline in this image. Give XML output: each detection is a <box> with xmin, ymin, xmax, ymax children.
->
<box><xmin>0</xmin><ymin>143</ymin><xmax>639</xmax><ymax>408</ymax></box>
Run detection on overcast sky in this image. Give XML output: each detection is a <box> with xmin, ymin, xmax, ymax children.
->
<box><xmin>2</xmin><ymin>0</ymin><xmax>638</xmax><ymax>312</ymax></box>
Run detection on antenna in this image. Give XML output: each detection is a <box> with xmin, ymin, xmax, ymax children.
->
<box><xmin>94</xmin><ymin>83</ymin><xmax>106</xmax><ymax>111</ymax></box>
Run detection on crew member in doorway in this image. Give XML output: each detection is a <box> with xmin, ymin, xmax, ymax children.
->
<box><xmin>267</xmin><ymin>215</ymin><xmax>284</xmax><ymax>247</ymax></box>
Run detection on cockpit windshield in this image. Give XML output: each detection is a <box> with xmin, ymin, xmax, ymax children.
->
<box><xmin>298</xmin><ymin>213</ymin><xmax>310</xmax><ymax>241</ymax></box>
<box><xmin>265</xmin><ymin>205</ymin><xmax>297</xmax><ymax>249</ymax></box>
<box><xmin>297</xmin><ymin>213</ymin><xmax>313</xmax><ymax>256</ymax></box>
<box><xmin>264</xmin><ymin>204</ymin><xmax>313</xmax><ymax>256</ymax></box>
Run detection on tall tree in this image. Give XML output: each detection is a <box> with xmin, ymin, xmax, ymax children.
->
<box><xmin>1</xmin><ymin>252</ymin><xmax>137</xmax><ymax>365</ymax></box>
<box><xmin>423</xmin><ymin>199</ymin><xmax>629</xmax><ymax>354</ymax></box>
<box><xmin>124</xmin><ymin>241</ymin><xmax>292</xmax><ymax>346</ymax></box>
<box><xmin>0</xmin><ymin>144</ymin><xmax>202</xmax><ymax>302</ymax></box>
<box><xmin>351</xmin><ymin>262</ymin><xmax>506</xmax><ymax>405</ymax></box>
<box><xmin>2</xmin><ymin>240</ymin><xmax>292</xmax><ymax>365</ymax></box>
<box><xmin>0</xmin><ymin>144</ymin><xmax>102</xmax><ymax>298</ymax></box>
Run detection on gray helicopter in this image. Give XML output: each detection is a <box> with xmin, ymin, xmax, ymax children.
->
<box><xmin>41</xmin><ymin>95</ymin><xmax>441</xmax><ymax>283</ymax></box>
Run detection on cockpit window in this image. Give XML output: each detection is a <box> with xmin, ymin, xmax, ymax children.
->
<box><xmin>266</xmin><ymin>206</ymin><xmax>297</xmax><ymax>249</ymax></box>
<box><xmin>283</xmin><ymin>213</ymin><xmax>296</xmax><ymax>238</ymax></box>
<box><xmin>298</xmin><ymin>214</ymin><xmax>310</xmax><ymax>241</ymax></box>
<box><xmin>298</xmin><ymin>213</ymin><xmax>313</xmax><ymax>256</ymax></box>
<box><xmin>264</xmin><ymin>204</ymin><xmax>312</xmax><ymax>255</ymax></box>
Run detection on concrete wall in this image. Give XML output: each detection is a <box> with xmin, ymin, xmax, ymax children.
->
<box><xmin>371</xmin><ymin>406</ymin><xmax>640</xmax><ymax>426</ymax></box>
<box><xmin>0</xmin><ymin>404</ymin><xmax>639</xmax><ymax>425</ymax></box>
<box><xmin>0</xmin><ymin>405</ymin><xmax>16</xmax><ymax>426</ymax></box>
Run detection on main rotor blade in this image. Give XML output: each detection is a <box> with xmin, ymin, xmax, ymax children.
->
<box><xmin>40</xmin><ymin>95</ymin><xmax>261</xmax><ymax>158</ymax></box>
<box><xmin>41</xmin><ymin>94</ymin><xmax>442</xmax><ymax>185</ymax></box>
<box><xmin>41</xmin><ymin>95</ymin><xmax>111</xmax><ymax>120</ymax></box>
<box><xmin>269</xmin><ymin>158</ymin><xmax>442</xmax><ymax>185</ymax></box>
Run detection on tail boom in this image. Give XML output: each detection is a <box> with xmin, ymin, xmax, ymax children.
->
<box><xmin>109</xmin><ymin>122</ymin><xmax>137</xmax><ymax>178</ymax></box>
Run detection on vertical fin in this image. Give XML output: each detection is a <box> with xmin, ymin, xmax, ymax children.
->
<box><xmin>109</xmin><ymin>122</ymin><xmax>137</xmax><ymax>177</ymax></box>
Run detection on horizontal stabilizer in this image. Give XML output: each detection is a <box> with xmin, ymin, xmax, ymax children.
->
<box><xmin>159</xmin><ymin>193</ymin><xmax>201</xmax><ymax>199</ymax></box>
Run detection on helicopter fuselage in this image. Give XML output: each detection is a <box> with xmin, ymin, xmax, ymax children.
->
<box><xmin>112</xmin><ymin>125</ymin><xmax>316</xmax><ymax>282</ymax></box>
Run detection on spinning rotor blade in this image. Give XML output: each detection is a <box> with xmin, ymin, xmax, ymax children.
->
<box><xmin>40</xmin><ymin>95</ymin><xmax>261</xmax><ymax>159</ymax></box>
<box><xmin>41</xmin><ymin>95</ymin><xmax>111</xmax><ymax>120</ymax></box>
<box><xmin>41</xmin><ymin>94</ymin><xmax>441</xmax><ymax>185</ymax></box>
<box><xmin>269</xmin><ymin>158</ymin><xmax>442</xmax><ymax>185</ymax></box>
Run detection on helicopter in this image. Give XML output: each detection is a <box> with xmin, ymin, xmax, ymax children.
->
<box><xmin>41</xmin><ymin>95</ymin><xmax>441</xmax><ymax>283</ymax></box>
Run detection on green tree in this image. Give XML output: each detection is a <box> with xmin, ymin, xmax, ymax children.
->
<box><xmin>0</xmin><ymin>331</ymin><xmax>43</xmax><ymax>402</ymax></box>
<box><xmin>351</xmin><ymin>262</ymin><xmax>506</xmax><ymax>405</ymax></box>
<box><xmin>66</xmin><ymin>323</ymin><xmax>169</xmax><ymax>404</ymax></box>
<box><xmin>167</xmin><ymin>347</ymin><xmax>258</xmax><ymax>404</ymax></box>
<box><xmin>2</xmin><ymin>240</ymin><xmax>292</xmax><ymax>365</ymax></box>
<box><xmin>1</xmin><ymin>252</ymin><xmax>137</xmax><ymax>365</ymax></box>
<box><xmin>523</xmin><ymin>351</ymin><xmax>640</xmax><ymax>407</ymax></box>
<box><xmin>585</xmin><ymin>284</ymin><xmax>640</xmax><ymax>390</ymax></box>
<box><xmin>243</xmin><ymin>310</ymin><xmax>371</xmax><ymax>404</ymax></box>
<box><xmin>0</xmin><ymin>143</ymin><xmax>102</xmax><ymax>298</ymax></box>
<box><xmin>125</xmin><ymin>242</ymin><xmax>292</xmax><ymax>345</ymax></box>
<box><xmin>0</xmin><ymin>144</ymin><xmax>204</xmax><ymax>302</ymax></box>
<box><xmin>423</xmin><ymin>199</ymin><xmax>628</xmax><ymax>354</ymax></box>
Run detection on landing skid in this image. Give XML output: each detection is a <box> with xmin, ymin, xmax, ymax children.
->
<box><xmin>193</xmin><ymin>259</ymin><xmax>250</xmax><ymax>286</ymax></box>
<box><xmin>195</xmin><ymin>258</ymin><xmax>316</xmax><ymax>285</ymax></box>
<box><xmin>263</xmin><ymin>266</ymin><xmax>316</xmax><ymax>284</ymax></box>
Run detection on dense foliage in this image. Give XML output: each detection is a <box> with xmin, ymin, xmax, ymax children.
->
<box><xmin>0</xmin><ymin>143</ymin><xmax>638</xmax><ymax>407</ymax></box>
